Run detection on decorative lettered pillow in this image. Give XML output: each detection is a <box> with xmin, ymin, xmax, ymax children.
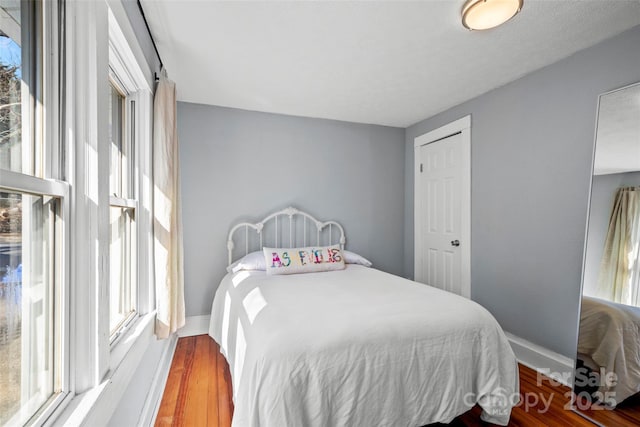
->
<box><xmin>263</xmin><ymin>244</ymin><xmax>346</xmax><ymax>275</ymax></box>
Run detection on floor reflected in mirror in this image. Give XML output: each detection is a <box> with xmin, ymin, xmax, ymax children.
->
<box><xmin>573</xmin><ymin>391</ymin><xmax>640</xmax><ymax>426</ymax></box>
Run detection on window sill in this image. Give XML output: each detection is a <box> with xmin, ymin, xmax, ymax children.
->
<box><xmin>110</xmin><ymin>312</ymin><xmax>144</xmax><ymax>368</ymax></box>
<box><xmin>49</xmin><ymin>311</ymin><xmax>158</xmax><ymax>426</ymax></box>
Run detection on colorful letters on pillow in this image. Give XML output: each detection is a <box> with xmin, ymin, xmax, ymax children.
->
<box><xmin>263</xmin><ymin>244</ymin><xmax>346</xmax><ymax>275</ymax></box>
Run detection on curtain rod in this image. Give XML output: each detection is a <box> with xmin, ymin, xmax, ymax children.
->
<box><xmin>136</xmin><ymin>0</ymin><xmax>163</xmax><ymax>81</ymax></box>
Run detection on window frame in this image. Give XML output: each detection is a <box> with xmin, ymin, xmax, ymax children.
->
<box><xmin>0</xmin><ymin>174</ymin><xmax>70</xmax><ymax>427</ymax></box>
<box><xmin>107</xmin><ymin>74</ymin><xmax>138</xmax><ymax>343</ymax></box>
<box><xmin>105</xmin><ymin>5</ymin><xmax>153</xmax><ymax>359</ymax></box>
<box><xmin>0</xmin><ymin>0</ymin><xmax>72</xmax><ymax>425</ymax></box>
<box><xmin>20</xmin><ymin>0</ymin><xmax>158</xmax><ymax>424</ymax></box>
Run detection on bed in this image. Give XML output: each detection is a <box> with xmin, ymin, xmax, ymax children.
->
<box><xmin>577</xmin><ymin>296</ymin><xmax>640</xmax><ymax>406</ymax></box>
<box><xmin>208</xmin><ymin>207</ymin><xmax>519</xmax><ymax>426</ymax></box>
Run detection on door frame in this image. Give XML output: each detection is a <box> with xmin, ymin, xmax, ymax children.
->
<box><xmin>414</xmin><ymin>115</ymin><xmax>471</xmax><ymax>297</ymax></box>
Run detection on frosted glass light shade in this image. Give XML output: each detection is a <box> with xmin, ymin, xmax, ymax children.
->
<box><xmin>462</xmin><ymin>0</ymin><xmax>523</xmax><ymax>30</ymax></box>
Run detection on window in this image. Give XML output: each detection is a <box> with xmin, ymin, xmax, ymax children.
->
<box><xmin>0</xmin><ymin>1</ymin><xmax>155</xmax><ymax>424</ymax></box>
<box><xmin>0</xmin><ymin>0</ymin><xmax>159</xmax><ymax>423</ymax></box>
<box><xmin>0</xmin><ymin>0</ymin><xmax>67</xmax><ymax>425</ymax></box>
<box><xmin>106</xmin><ymin>6</ymin><xmax>154</xmax><ymax>347</ymax></box>
<box><xmin>108</xmin><ymin>79</ymin><xmax>137</xmax><ymax>339</ymax></box>
<box><xmin>0</xmin><ymin>0</ymin><xmax>25</xmax><ymax>174</ymax></box>
<box><xmin>597</xmin><ymin>186</ymin><xmax>640</xmax><ymax>306</ymax></box>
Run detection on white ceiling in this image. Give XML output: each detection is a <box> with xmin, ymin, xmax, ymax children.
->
<box><xmin>594</xmin><ymin>83</ymin><xmax>640</xmax><ymax>175</ymax></box>
<box><xmin>141</xmin><ymin>0</ymin><xmax>640</xmax><ymax>128</ymax></box>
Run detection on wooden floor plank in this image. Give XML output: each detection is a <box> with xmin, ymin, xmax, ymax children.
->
<box><xmin>182</xmin><ymin>335</ymin><xmax>211</xmax><ymax>426</ymax></box>
<box><xmin>207</xmin><ymin>336</ymin><xmax>220</xmax><ymax>426</ymax></box>
<box><xmin>155</xmin><ymin>338</ymin><xmax>190</xmax><ymax>426</ymax></box>
<box><xmin>155</xmin><ymin>335</ymin><xmax>640</xmax><ymax>426</ymax></box>
<box><xmin>167</xmin><ymin>337</ymin><xmax>196</xmax><ymax>427</ymax></box>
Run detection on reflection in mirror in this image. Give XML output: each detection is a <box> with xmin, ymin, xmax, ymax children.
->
<box><xmin>574</xmin><ymin>82</ymin><xmax>640</xmax><ymax>425</ymax></box>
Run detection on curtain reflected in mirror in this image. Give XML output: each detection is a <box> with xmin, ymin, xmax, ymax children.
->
<box><xmin>574</xmin><ymin>82</ymin><xmax>640</xmax><ymax>425</ymax></box>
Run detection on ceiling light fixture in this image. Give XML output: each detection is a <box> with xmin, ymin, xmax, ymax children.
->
<box><xmin>462</xmin><ymin>0</ymin><xmax>523</xmax><ymax>31</ymax></box>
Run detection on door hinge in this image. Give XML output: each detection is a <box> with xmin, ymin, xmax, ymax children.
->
<box><xmin>420</xmin><ymin>163</ymin><xmax>423</xmax><ymax>173</ymax></box>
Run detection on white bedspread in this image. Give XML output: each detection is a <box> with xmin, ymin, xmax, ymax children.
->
<box><xmin>209</xmin><ymin>265</ymin><xmax>518</xmax><ymax>426</ymax></box>
<box><xmin>578</xmin><ymin>296</ymin><xmax>640</xmax><ymax>405</ymax></box>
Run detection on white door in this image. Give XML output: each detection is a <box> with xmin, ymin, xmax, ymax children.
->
<box><xmin>414</xmin><ymin>117</ymin><xmax>470</xmax><ymax>297</ymax></box>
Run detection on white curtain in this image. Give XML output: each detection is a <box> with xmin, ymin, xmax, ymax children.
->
<box><xmin>597</xmin><ymin>186</ymin><xmax>640</xmax><ymax>305</ymax></box>
<box><xmin>153</xmin><ymin>72</ymin><xmax>185</xmax><ymax>338</ymax></box>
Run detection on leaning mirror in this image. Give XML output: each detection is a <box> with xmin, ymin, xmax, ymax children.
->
<box><xmin>574</xmin><ymin>81</ymin><xmax>640</xmax><ymax>425</ymax></box>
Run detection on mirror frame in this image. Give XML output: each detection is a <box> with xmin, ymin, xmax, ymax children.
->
<box><xmin>572</xmin><ymin>80</ymin><xmax>640</xmax><ymax>426</ymax></box>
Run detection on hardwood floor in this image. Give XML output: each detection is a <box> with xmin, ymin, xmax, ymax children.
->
<box><xmin>155</xmin><ymin>335</ymin><xmax>233</xmax><ymax>426</ymax></box>
<box><xmin>155</xmin><ymin>335</ymin><xmax>637</xmax><ymax>426</ymax></box>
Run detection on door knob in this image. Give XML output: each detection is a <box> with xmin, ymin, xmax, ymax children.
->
<box><xmin>451</xmin><ymin>240</ymin><xmax>460</xmax><ymax>247</ymax></box>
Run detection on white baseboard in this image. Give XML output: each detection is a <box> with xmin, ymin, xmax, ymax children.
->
<box><xmin>138</xmin><ymin>335</ymin><xmax>178</xmax><ymax>427</ymax></box>
<box><xmin>505</xmin><ymin>332</ymin><xmax>575</xmax><ymax>388</ymax></box>
<box><xmin>177</xmin><ymin>314</ymin><xmax>211</xmax><ymax>337</ymax></box>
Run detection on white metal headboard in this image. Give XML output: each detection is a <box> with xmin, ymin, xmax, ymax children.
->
<box><xmin>227</xmin><ymin>206</ymin><xmax>346</xmax><ymax>265</ymax></box>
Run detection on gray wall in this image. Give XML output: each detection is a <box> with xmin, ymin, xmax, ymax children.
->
<box><xmin>178</xmin><ymin>103</ymin><xmax>405</xmax><ymax>317</ymax></box>
<box><xmin>404</xmin><ymin>25</ymin><xmax>640</xmax><ymax>358</ymax></box>
<box><xmin>583</xmin><ymin>171</ymin><xmax>640</xmax><ymax>296</ymax></box>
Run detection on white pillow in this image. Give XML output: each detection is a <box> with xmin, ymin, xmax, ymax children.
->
<box><xmin>343</xmin><ymin>250</ymin><xmax>372</xmax><ymax>267</ymax></box>
<box><xmin>264</xmin><ymin>244</ymin><xmax>346</xmax><ymax>275</ymax></box>
<box><xmin>226</xmin><ymin>251</ymin><xmax>266</xmax><ymax>273</ymax></box>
